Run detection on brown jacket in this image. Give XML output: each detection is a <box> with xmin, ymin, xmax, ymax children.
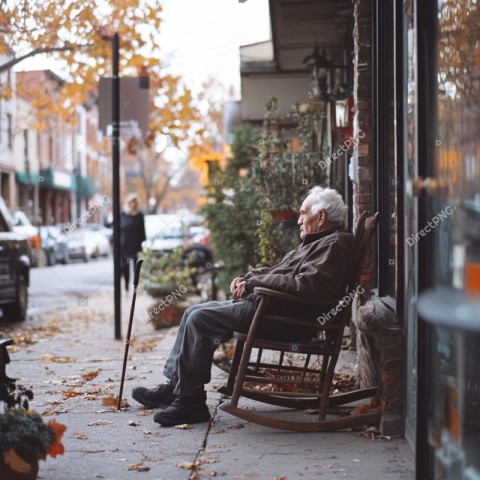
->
<box><xmin>243</xmin><ymin>228</ymin><xmax>356</xmax><ymax>318</ymax></box>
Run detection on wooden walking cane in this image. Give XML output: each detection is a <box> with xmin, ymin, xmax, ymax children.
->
<box><xmin>117</xmin><ymin>258</ymin><xmax>143</xmax><ymax>410</ymax></box>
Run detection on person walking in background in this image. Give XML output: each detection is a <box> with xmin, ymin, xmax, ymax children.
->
<box><xmin>120</xmin><ymin>193</ymin><xmax>146</xmax><ymax>291</ymax></box>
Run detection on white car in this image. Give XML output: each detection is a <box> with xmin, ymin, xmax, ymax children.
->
<box><xmin>66</xmin><ymin>230</ymin><xmax>103</xmax><ymax>261</ymax></box>
<box><xmin>142</xmin><ymin>214</ymin><xmax>186</xmax><ymax>253</ymax></box>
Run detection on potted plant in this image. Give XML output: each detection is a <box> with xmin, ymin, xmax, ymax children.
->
<box><xmin>140</xmin><ymin>247</ymin><xmax>197</xmax><ymax>329</ymax></box>
<box><xmin>0</xmin><ymin>383</ymin><xmax>66</xmax><ymax>479</ymax></box>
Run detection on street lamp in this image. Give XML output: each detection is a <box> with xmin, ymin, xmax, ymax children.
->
<box><xmin>303</xmin><ymin>44</ymin><xmax>334</xmax><ymax>99</ymax></box>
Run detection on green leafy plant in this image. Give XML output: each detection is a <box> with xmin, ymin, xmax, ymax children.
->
<box><xmin>256</xmin><ymin>210</ymin><xmax>299</xmax><ymax>267</ymax></box>
<box><xmin>140</xmin><ymin>247</ymin><xmax>194</xmax><ymax>297</ymax></box>
<box><xmin>251</xmin><ymin>96</ymin><xmax>327</xmax><ymax>214</ymax></box>
<box><xmin>201</xmin><ymin>125</ymin><xmax>262</xmax><ymax>292</ymax></box>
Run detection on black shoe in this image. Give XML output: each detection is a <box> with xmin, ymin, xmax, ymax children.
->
<box><xmin>131</xmin><ymin>384</ymin><xmax>176</xmax><ymax>408</ymax></box>
<box><xmin>153</xmin><ymin>392</ymin><xmax>210</xmax><ymax>426</ymax></box>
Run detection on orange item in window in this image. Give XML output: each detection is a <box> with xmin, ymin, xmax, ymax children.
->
<box><xmin>465</xmin><ymin>263</ymin><xmax>480</xmax><ymax>295</ymax></box>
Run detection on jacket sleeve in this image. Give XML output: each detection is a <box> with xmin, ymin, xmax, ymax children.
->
<box><xmin>140</xmin><ymin>213</ymin><xmax>147</xmax><ymax>243</ymax></box>
<box><xmin>243</xmin><ymin>266</ymin><xmax>271</xmax><ymax>280</ymax></box>
<box><xmin>243</xmin><ymin>247</ymin><xmax>299</xmax><ymax>280</ymax></box>
<box><xmin>244</xmin><ymin>238</ymin><xmax>355</xmax><ymax>303</ymax></box>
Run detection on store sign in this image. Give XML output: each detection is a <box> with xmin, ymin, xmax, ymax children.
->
<box><xmin>98</xmin><ymin>76</ymin><xmax>150</xmax><ymax>139</ymax></box>
<box><xmin>53</xmin><ymin>171</ymin><xmax>73</xmax><ymax>189</ymax></box>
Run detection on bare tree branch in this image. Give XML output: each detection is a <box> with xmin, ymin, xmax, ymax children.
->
<box><xmin>0</xmin><ymin>43</ymin><xmax>92</xmax><ymax>73</ymax></box>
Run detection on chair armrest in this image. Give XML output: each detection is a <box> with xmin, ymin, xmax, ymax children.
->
<box><xmin>253</xmin><ymin>287</ymin><xmax>339</xmax><ymax>306</ymax></box>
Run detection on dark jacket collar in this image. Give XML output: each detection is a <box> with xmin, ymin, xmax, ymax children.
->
<box><xmin>302</xmin><ymin>226</ymin><xmax>342</xmax><ymax>246</ymax></box>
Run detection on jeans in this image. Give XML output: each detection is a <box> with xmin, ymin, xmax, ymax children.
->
<box><xmin>163</xmin><ymin>299</ymin><xmax>316</xmax><ymax>396</ymax></box>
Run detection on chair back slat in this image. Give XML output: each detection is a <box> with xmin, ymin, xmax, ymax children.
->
<box><xmin>317</xmin><ymin>212</ymin><xmax>379</xmax><ymax>340</ymax></box>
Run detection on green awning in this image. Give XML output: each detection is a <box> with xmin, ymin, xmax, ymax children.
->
<box><xmin>16</xmin><ymin>171</ymin><xmax>40</xmax><ymax>185</ymax></box>
<box><xmin>39</xmin><ymin>168</ymin><xmax>76</xmax><ymax>191</ymax></box>
<box><xmin>77</xmin><ymin>175</ymin><xmax>99</xmax><ymax>199</ymax></box>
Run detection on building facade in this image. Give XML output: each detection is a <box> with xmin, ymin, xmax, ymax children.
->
<box><xmin>0</xmin><ymin>61</ymin><xmax>17</xmax><ymax>209</ymax></box>
<box><xmin>239</xmin><ymin>1</ymin><xmax>480</xmax><ymax>478</ymax></box>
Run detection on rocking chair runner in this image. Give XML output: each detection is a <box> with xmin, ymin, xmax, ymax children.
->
<box><xmin>218</xmin><ymin>212</ymin><xmax>379</xmax><ymax>432</ymax></box>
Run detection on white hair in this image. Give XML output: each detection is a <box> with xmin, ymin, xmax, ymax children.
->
<box><xmin>307</xmin><ymin>186</ymin><xmax>347</xmax><ymax>225</ymax></box>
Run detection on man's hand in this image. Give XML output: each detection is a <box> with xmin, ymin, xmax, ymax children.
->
<box><xmin>232</xmin><ymin>280</ymin><xmax>246</xmax><ymax>299</ymax></box>
<box><xmin>230</xmin><ymin>276</ymin><xmax>243</xmax><ymax>295</ymax></box>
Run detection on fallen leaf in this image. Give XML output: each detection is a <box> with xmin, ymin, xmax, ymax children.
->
<box><xmin>175</xmin><ymin>424</ymin><xmax>193</xmax><ymax>430</ymax></box>
<box><xmin>227</xmin><ymin>423</ymin><xmax>245</xmax><ymax>430</ymax></box>
<box><xmin>41</xmin><ymin>354</ymin><xmax>74</xmax><ymax>363</ymax></box>
<box><xmin>128</xmin><ymin>420</ymin><xmax>140</xmax><ymax>426</ymax></box>
<box><xmin>177</xmin><ymin>461</ymin><xmax>199</xmax><ymax>470</ymax></box>
<box><xmin>131</xmin><ymin>338</ymin><xmax>158</xmax><ymax>353</ymax></box>
<box><xmin>73</xmin><ymin>432</ymin><xmax>88</xmax><ymax>440</ymax></box>
<box><xmin>126</xmin><ymin>463</ymin><xmax>150</xmax><ymax>472</ymax></box>
<box><xmin>88</xmin><ymin>420</ymin><xmax>113</xmax><ymax>426</ymax></box>
<box><xmin>42</xmin><ymin>408</ymin><xmax>69</xmax><ymax>416</ymax></box>
<box><xmin>199</xmin><ymin>458</ymin><xmax>218</xmax><ymax>464</ymax></box>
<box><xmin>82</xmin><ymin>370</ymin><xmax>100</xmax><ymax>381</ymax></box>
<box><xmin>102</xmin><ymin>396</ymin><xmax>117</xmax><ymax>406</ymax></box>
<box><xmin>61</xmin><ymin>389</ymin><xmax>84</xmax><ymax>398</ymax></box>
<box><xmin>209</xmin><ymin>429</ymin><xmax>225</xmax><ymax>434</ymax></box>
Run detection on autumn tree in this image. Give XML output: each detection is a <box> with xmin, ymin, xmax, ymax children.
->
<box><xmin>0</xmin><ymin>0</ymin><xmax>219</xmax><ymax>210</ymax></box>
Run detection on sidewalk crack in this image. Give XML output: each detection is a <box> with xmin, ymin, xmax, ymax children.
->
<box><xmin>188</xmin><ymin>398</ymin><xmax>221</xmax><ymax>479</ymax></box>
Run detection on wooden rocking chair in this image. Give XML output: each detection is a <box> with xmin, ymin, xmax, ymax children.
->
<box><xmin>218</xmin><ymin>212</ymin><xmax>379</xmax><ymax>432</ymax></box>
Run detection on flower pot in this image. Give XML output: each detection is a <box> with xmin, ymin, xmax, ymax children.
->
<box><xmin>0</xmin><ymin>454</ymin><xmax>39</xmax><ymax>480</ymax></box>
<box><xmin>149</xmin><ymin>299</ymin><xmax>191</xmax><ymax>330</ymax></box>
<box><xmin>271</xmin><ymin>210</ymin><xmax>298</xmax><ymax>222</ymax></box>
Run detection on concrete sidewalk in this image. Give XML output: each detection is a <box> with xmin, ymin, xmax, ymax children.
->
<box><xmin>2</xmin><ymin>291</ymin><xmax>414</xmax><ymax>480</ymax></box>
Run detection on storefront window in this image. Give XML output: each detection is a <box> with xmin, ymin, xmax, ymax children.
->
<box><xmin>422</xmin><ymin>0</ymin><xmax>480</xmax><ymax>477</ymax></box>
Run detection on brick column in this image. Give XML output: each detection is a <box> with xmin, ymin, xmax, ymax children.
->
<box><xmin>351</xmin><ymin>0</ymin><xmax>405</xmax><ymax>437</ymax></box>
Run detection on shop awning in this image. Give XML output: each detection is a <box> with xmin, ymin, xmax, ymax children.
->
<box><xmin>77</xmin><ymin>175</ymin><xmax>99</xmax><ymax>199</ymax></box>
<box><xmin>39</xmin><ymin>168</ymin><xmax>76</xmax><ymax>191</ymax></box>
<box><xmin>16</xmin><ymin>171</ymin><xmax>40</xmax><ymax>185</ymax></box>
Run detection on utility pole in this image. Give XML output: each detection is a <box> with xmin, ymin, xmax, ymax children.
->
<box><xmin>112</xmin><ymin>33</ymin><xmax>121</xmax><ymax>340</ymax></box>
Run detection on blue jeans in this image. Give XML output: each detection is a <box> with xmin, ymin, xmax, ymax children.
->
<box><xmin>163</xmin><ymin>300</ymin><xmax>257</xmax><ymax>396</ymax></box>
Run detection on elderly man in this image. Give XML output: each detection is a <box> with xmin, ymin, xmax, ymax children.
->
<box><xmin>132</xmin><ymin>186</ymin><xmax>355</xmax><ymax>426</ymax></box>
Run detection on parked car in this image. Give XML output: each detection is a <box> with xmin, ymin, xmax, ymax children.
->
<box><xmin>66</xmin><ymin>230</ymin><xmax>101</xmax><ymax>262</ymax></box>
<box><xmin>66</xmin><ymin>229</ymin><xmax>111</xmax><ymax>261</ymax></box>
<box><xmin>83</xmin><ymin>223</ymin><xmax>113</xmax><ymax>245</ymax></box>
<box><xmin>39</xmin><ymin>226</ymin><xmax>70</xmax><ymax>266</ymax></box>
<box><xmin>0</xmin><ymin>198</ymin><xmax>30</xmax><ymax>321</ymax></box>
<box><xmin>142</xmin><ymin>214</ymin><xmax>186</xmax><ymax>254</ymax></box>
<box><xmin>13</xmin><ymin>210</ymin><xmax>41</xmax><ymax>267</ymax></box>
<box><xmin>90</xmin><ymin>230</ymin><xmax>111</xmax><ymax>257</ymax></box>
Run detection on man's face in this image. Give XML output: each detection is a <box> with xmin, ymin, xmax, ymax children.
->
<box><xmin>298</xmin><ymin>197</ymin><xmax>321</xmax><ymax>240</ymax></box>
